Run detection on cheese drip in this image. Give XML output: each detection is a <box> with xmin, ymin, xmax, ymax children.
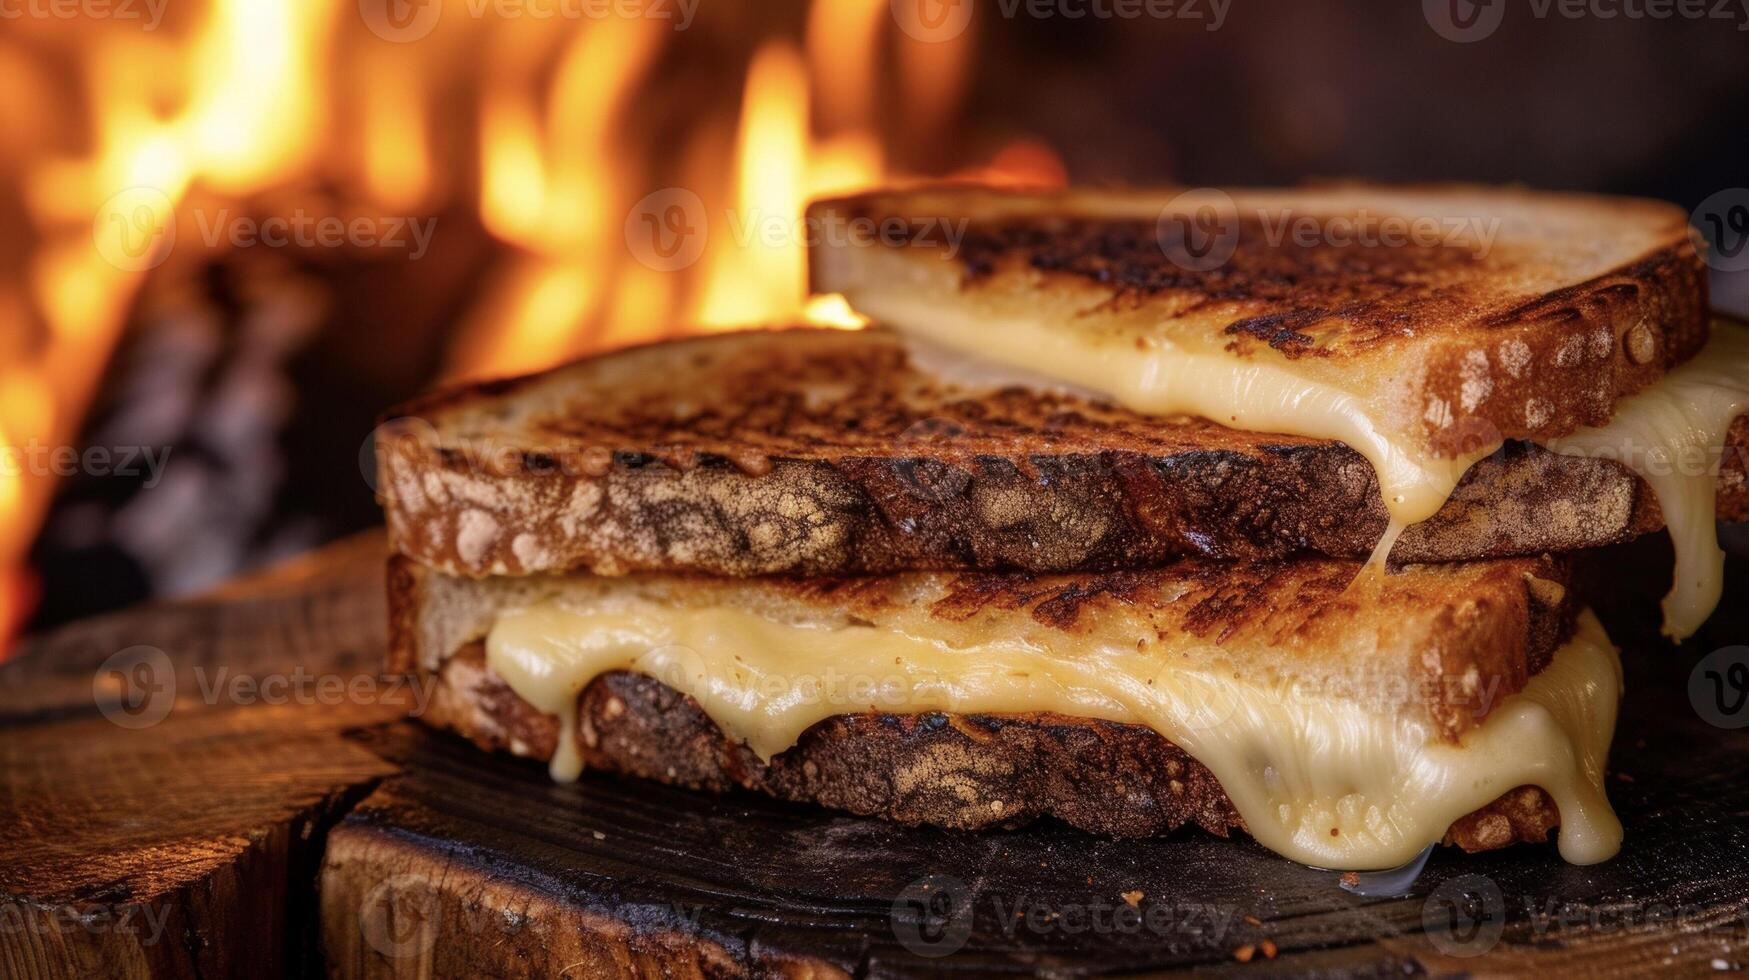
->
<box><xmin>486</xmin><ymin>605</ymin><xmax>1623</xmax><ymax>870</ymax></box>
<box><xmin>1549</xmin><ymin>322</ymin><xmax>1749</xmax><ymax>640</ymax></box>
<box><xmin>885</xmin><ymin>297</ymin><xmax>1745</xmax><ymax>632</ymax></box>
<box><xmin>850</xmin><ymin>294</ymin><xmax>1498</xmax><ymax>554</ymax></box>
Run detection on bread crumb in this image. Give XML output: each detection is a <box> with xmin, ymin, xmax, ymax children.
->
<box><xmin>1496</xmin><ymin>339</ymin><xmax>1531</xmax><ymax>378</ymax></box>
<box><xmin>511</xmin><ymin>532</ymin><xmax>547</xmax><ymax>569</ymax></box>
<box><xmin>1261</xmin><ymin>939</ymin><xmax>1278</xmax><ymax>960</ymax></box>
<box><xmin>1121</xmin><ymin>890</ymin><xmax>1143</xmax><ymax>908</ymax></box>
<box><xmin>1625</xmin><ymin>319</ymin><xmax>1658</xmax><ymax>365</ymax></box>
<box><xmin>1340</xmin><ymin>871</ymin><xmax>1360</xmax><ymax>887</ymax></box>
<box><xmin>1459</xmin><ymin>349</ymin><xmax>1492</xmax><ymax>412</ymax></box>
<box><xmin>1233</xmin><ymin>944</ymin><xmax>1256</xmax><ymax>963</ymax></box>
<box><xmin>1244</xmin><ymin>914</ymin><xmax>1262</xmax><ymax>926</ymax></box>
<box><xmin>1523</xmin><ymin>397</ymin><xmax>1552</xmax><ymax>429</ymax></box>
<box><xmin>456</xmin><ymin>509</ymin><xmax>500</xmax><ymax>564</ymax></box>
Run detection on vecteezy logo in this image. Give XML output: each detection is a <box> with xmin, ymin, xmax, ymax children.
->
<box><xmin>359</xmin><ymin>0</ymin><xmax>442</xmax><ymax>43</ymax></box>
<box><xmin>359</xmin><ymin>873</ymin><xmax>442</xmax><ymax>958</ymax></box>
<box><xmin>891</xmin><ymin>874</ymin><xmax>973</xmax><ymax>957</ymax></box>
<box><xmin>1162</xmin><ymin>667</ymin><xmax>1243</xmax><ymax>734</ymax></box>
<box><xmin>643</xmin><ymin>644</ymin><xmax>714</xmax><ymax>697</ymax></box>
<box><xmin>1156</xmin><ymin>188</ymin><xmax>1240</xmax><ymax>273</ymax></box>
<box><xmin>93</xmin><ymin>187</ymin><xmax>175</xmax><ymax>273</ymax></box>
<box><xmin>359</xmin><ymin>416</ymin><xmax>441</xmax><ymax>496</ymax></box>
<box><xmin>1423</xmin><ymin>0</ymin><xmax>1505</xmax><ymax>42</ymax></box>
<box><xmin>94</xmin><ymin>646</ymin><xmax>176</xmax><ymax>729</ymax></box>
<box><xmin>625</xmin><ymin>188</ymin><xmax>708</xmax><ymax>272</ymax></box>
<box><xmin>1690</xmin><ymin>645</ymin><xmax>1749</xmax><ymax>729</ymax></box>
<box><xmin>1691</xmin><ymin>189</ymin><xmax>1749</xmax><ymax>273</ymax></box>
<box><xmin>1421</xmin><ymin>873</ymin><xmax>1506</xmax><ymax>957</ymax></box>
<box><xmin>891</xmin><ymin>0</ymin><xmax>974</xmax><ymax>43</ymax></box>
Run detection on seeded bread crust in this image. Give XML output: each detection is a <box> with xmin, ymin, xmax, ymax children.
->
<box><xmin>377</xmin><ymin>329</ymin><xmax>1745</xmax><ymax>579</ymax></box>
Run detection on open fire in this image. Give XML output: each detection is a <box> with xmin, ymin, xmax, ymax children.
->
<box><xmin>0</xmin><ymin>0</ymin><xmax>1066</xmax><ymax>647</ymax></box>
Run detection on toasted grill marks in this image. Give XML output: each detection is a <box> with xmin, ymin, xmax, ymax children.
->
<box><xmin>1223</xmin><ymin>309</ymin><xmax>1322</xmax><ymax>354</ymax></box>
<box><xmin>932</xmin><ymin>560</ymin><xmax>1374</xmax><ymax>650</ymax></box>
<box><xmin>378</xmin><ymin>329</ymin><xmax>1743</xmax><ymax>578</ymax></box>
<box><xmin>1177</xmin><ymin>563</ymin><xmax>1291</xmax><ymax>641</ymax></box>
<box><xmin>1027</xmin><ymin>575</ymin><xmax>1152</xmax><ymax>631</ymax></box>
<box><xmin>531</xmin><ymin>342</ymin><xmax>917</xmax><ymax>455</ymax></box>
<box><xmin>949</xmin><ymin>213</ymin><xmax>1497</xmax><ymax>359</ymax></box>
<box><xmin>390</xmin><ymin>552</ymin><xmax>1575</xmax><ymax>750</ymax></box>
<box><xmin>811</xmin><ymin>185</ymin><xmax>1710</xmax><ymax>463</ymax></box>
<box><xmin>416</xmin><ymin>646</ymin><xmax>1561</xmax><ymax>853</ymax></box>
<box><xmin>927</xmin><ymin>571</ymin><xmax>1155</xmax><ymax>631</ymax></box>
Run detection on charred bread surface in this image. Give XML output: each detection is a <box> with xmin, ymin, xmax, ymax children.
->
<box><xmin>808</xmin><ymin>184</ymin><xmax>1709</xmax><ymax>459</ymax></box>
<box><xmin>377</xmin><ymin>329</ymin><xmax>1744</xmax><ymax>578</ymax></box>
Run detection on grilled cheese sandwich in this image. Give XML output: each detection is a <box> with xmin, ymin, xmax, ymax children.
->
<box><xmin>807</xmin><ymin>185</ymin><xmax>1735</xmax><ymax>636</ymax></box>
<box><xmin>377</xmin><ymin>182</ymin><xmax>1735</xmax><ymax>872</ymax></box>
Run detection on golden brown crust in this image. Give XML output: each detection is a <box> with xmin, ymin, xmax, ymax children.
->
<box><xmin>412</xmin><ymin>645</ymin><xmax>1562</xmax><ymax>855</ymax></box>
<box><xmin>391</xmin><ymin>548</ymin><xmax>1579</xmax><ymax>854</ymax></box>
<box><xmin>376</xmin><ymin>329</ymin><xmax>1739</xmax><ymax>579</ymax></box>
<box><xmin>807</xmin><ymin>184</ymin><xmax>1709</xmax><ymax>458</ymax></box>
<box><xmin>389</xmin><ymin>550</ymin><xmax>1574</xmax><ymax>744</ymax></box>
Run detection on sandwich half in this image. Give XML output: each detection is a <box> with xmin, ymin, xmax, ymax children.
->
<box><xmin>377</xmin><ymin>327</ymin><xmax>1748</xmax><ymax>625</ymax></box>
<box><xmin>389</xmin><ymin>552</ymin><xmax>1622</xmax><ymax>871</ymax></box>
<box><xmin>806</xmin><ymin>185</ymin><xmax>1749</xmax><ymax>637</ymax></box>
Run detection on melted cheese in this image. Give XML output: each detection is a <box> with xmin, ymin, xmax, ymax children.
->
<box><xmin>881</xmin><ymin>296</ymin><xmax>1745</xmax><ymax>634</ymax></box>
<box><xmin>486</xmin><ymin>604</ymin><xmax>1623</xmax><ymax>870</ymax></box>
<box><xmin>1549</xmin><ymin>323</ymin><xmax>1749</xmax><ymax>640</ymax></box>
<box><xmin>856</xmin><ymin>295</ymin><xmax>1498</xmax><ymax>547</ymax></box>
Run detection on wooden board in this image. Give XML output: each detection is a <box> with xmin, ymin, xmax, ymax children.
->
<box><xmin>5</xmin><ymin>531</ymin><xmax>1749</xmax><ymax>978</ymax></box>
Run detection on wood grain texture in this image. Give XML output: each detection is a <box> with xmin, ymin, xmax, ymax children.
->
<box><xmin>5</xmin><ymin>531</ymin><xmax>1749</xmax><ymax>978</ymax></box>
<box><xmin>0</xmin><ymin>533</ymin><xmax>399</xmax><ymax>980</ymax></box>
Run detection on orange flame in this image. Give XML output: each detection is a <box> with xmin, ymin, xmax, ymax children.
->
<box><xmin>3</xmin><ymin>0</ymin><xmax>333</xmax><ymax>644</ymax></box>
<box><xmin>0</xmin><ymin>0</ymin><xmax>1055</xmax><ymax>645</ymax></box>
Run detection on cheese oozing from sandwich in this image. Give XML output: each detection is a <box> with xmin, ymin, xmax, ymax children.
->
<box><xmin>1548</xmin><ymin>323</ymin><xmax>1749</xmax><ymax>640</ymax></box>
<box><xmin>485</xmin><ymin>603</ymin><xmax>1623</xmax><ymax>870</ymax></box>
<box><xmin>855</xmin><ymin>292</ymin><xmax>1747</xmax><ymax>638</ymax></box>
<box><xmin>846</xmin><ymin>292</ymin><xmax>1497</xmax><ymax>548</ymax></box>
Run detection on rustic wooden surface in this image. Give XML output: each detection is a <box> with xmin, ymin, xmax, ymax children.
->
<box><xmin>0</xmin><ymin>534</ymin><xmax>399</xmax><ymax>979</ymax></box>
<box><xmin>4</xmin><ymin>530</ymin><xmax>1749</xmax><ymax>978</ymax></box>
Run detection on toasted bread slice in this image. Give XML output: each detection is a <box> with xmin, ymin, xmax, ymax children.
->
<box><xmin>376</xmin><ymin>328</ymin><xmax>1747</xmax><ymax>579</ymax></box>
<box><xmin>807</xmin><ymin>184</ymin><xmax>1708</xmax><ymax>461</ymax></box>
<box><xmin>421</xmin><ymin>646</ymin><xmax>1563</xmax><ymax>856</ymax></box>
<box><xmin>389</xmin><ymin>553</ymin><xmax>1576</xmax><ymax>741</ymax></box>
<box><xmin>809</xmin><ymin>184</ymin><xmax>1708</xmax><ymax>543</ymax></box>
<box><xmin>387</xmin><ymin>554</ymin><xmax>1620</xmax><ymax>867</ymax></box>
